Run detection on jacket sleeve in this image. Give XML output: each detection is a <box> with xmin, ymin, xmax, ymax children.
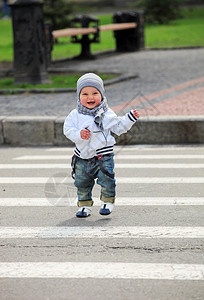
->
<box><xmin>110</xmin><ymin>110</ymin><xmax>138</xmax><ymax>136</ymax></box>
<box><xmin>63</xmin><ymin>110</ymin><xmax>82</xmax><ymax>143</ymax></box>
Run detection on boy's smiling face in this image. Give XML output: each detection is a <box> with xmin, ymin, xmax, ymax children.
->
<box><xmin>80</xmin><ymin>86</ymin><xmax>102</xmax><ymax>109</ymax></box>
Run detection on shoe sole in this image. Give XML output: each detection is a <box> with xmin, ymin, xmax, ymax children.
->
<box><xmin>76</xmin><ymin>213</ymin><xmax>91</xmax><ymax>218</ymax></box>
<box><xmin>99</xmin><ymin>209</ymin><xmax>111</xmax><ymax>215</ymax></box>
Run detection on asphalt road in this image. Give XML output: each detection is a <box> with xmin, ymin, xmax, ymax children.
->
<box><xmin>0</xmin><ymin>145</ymin><xmax>204</xmax><ymax>300</ymax></box>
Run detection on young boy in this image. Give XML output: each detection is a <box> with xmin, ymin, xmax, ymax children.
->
<box><xmin>63</xmin><ymin>73</ymin><xmax>139</xmax><ymax>218</ymax></box>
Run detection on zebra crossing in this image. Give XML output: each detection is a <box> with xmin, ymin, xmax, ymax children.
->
<box><xmin>0</xmin><ymin>145</ymin><xmax>204</xmax><ymax>300</ymax></box>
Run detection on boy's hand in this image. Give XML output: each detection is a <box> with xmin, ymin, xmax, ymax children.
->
<box><xmin>81</xmin><ymin>129</ymin><xmax>91</xmax><ymax>140</ymax></box>
<box><xmin>133</xmin><ymin>109</ymin><xmax>140</xmax><ymax>119</ymax></box>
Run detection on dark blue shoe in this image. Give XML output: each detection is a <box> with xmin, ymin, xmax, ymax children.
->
<box><xmin>76</xmin><ymin>207</ymin><xmax>92</xmax><ymax>218</ymax></box>
<box><xmin>99</xmin><ymin>202</ymin><xmax>114</xmax><ymax>215</ymax></box>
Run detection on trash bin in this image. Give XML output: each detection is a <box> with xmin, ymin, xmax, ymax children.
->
<box><xmin>113</xmin><ymin>11</ymin><xmax>144</xmax><ymax>52</ymax></box>
<box><xmin>9</xmin><ymin>0</ymin><xmax>50</xmax><ymax>84</ymax></box>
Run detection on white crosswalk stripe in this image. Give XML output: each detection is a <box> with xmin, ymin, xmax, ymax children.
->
<box><xmin>45</xmin><ymin>146</ymin><xmax>204</xmax><ymax>152</ymax></box>
<box><xmin>1</xmin><ymin>146</ymin><xmax>204</xmax><ymax>295</ymax></box>
<box><xmin>1</xmin><ymin>177</ymin><xmax>204</xmax><ymax>184</ymax></box>
<box><xmin>1</xmin><ymin>163</ymin><xmax>204</xmax><ymax>169</ymax></box>
<box><xmin>0</xmin><ymin>197</ymin><xmax>203</xmax><ymax>206</ymax></box>
<box><xmin>13</xmin><ymin>154</ymin><xmax>204</xmax><ymax>160</ymax></box>
<box><xmin>0</xmin><ymin>262</ymin><xmax>203</xmax><ymax>280</ymax></box>
<box><xmin>0</xmin><ymin>226</ymin><xmax>204</xmax><ymax>239</ymax></box>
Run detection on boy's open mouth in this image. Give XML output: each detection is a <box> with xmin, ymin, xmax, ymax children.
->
<box><xmin>87</xmin><ymin>101</ymin><xmax>95</xmax><ymax>105</ymax></box>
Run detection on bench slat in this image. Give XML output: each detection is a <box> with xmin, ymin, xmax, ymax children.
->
<box><xmin>52</xmin><ymin>22</ymin><xmax>137</xmax><ymax>38</ymax></box>
<box><xmin>100</xmin><ymin>22</ymin><xmax>137</xmax><ymax>31</ymax></box>
<box><xmin>53</xmin><ymin>27</ymin><xmax>97</xmax><ymax>38</ymax></box>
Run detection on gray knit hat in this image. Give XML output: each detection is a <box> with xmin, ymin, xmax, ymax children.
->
<box><xmin>77</xmin><ymin>73</ymin><xmax>105</xmax><ymax>99</ymax></box>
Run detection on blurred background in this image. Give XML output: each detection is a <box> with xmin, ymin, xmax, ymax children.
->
<box><xmin>0</xmin><ymin>0</ymin><xmax>204</xmax><ymax>88</ymax></box>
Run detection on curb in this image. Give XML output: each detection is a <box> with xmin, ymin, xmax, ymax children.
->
<box><xmin>1</xmin><ymin>116</ymin><xmax>204</xmax><ymax>146</ymax></box>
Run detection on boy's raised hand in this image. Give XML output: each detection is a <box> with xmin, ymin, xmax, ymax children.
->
<box><xmin>133</xmin><ymin>109</ymin><xmax>140</xmax><ymax>119</ymax></box>
<box><xmin>81</xmin><ymin>129</ymin><xmax>91</xmax><ymax>140</ymax></box>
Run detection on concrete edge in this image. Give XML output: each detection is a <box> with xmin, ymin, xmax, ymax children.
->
<box><xmin>0</xmin><ymin>115</ymin><xmax>204</xmax><ymax>146</ymax></box>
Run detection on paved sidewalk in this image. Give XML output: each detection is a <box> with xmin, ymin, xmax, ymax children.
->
<box><xmin>0</xmin><ymin>48</ymin><xmax>204</xmax><ymax>145</ymax></box>
<box><xmin>0</xmin><ymin>48</ymin><xmax>204</xmax><ymax>117</ymax></box>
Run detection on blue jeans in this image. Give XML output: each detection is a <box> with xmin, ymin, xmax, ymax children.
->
<box><xmin>74</xmin><ymin>154</ymin><xmax>116</xmax><ymax>206</ymax></box>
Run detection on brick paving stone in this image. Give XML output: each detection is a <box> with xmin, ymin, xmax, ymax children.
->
<box><xmin>139</xmin><ymin>86</ymin><xmax>204</xmax><ymax>116</ymax></box>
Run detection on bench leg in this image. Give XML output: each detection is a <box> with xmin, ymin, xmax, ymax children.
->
<box><xmin>75</xmin><ymin>35</ymin><xmax>95</xmax><ymax>60</ymax></box>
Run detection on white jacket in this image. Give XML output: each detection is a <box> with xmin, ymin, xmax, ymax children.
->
<box><xmin>63</xmin><ymin>108</ymin><xmax>137</xmax><ymax>159</ymax></box>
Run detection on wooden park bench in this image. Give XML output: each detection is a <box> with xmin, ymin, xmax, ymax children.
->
<box><xmin>52</xmin><ymin>13</ymin><xmax>144</xmax><ymax>59</ymax></box>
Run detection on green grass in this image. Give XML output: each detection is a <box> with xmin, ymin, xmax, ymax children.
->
<box><xmin>0</xmin><ymin>8</ymin><xmax>203</xmax><ymax>62</ymax></box>
<box><xmin>0</xmin><ymin>73</ymin><xmax>115</xmax><ymax>90</ymax></box>
<box><xmin>145</xmin><ymin>8</ymin><xmax>204</xmax><ymax>48</ymax></box>
<box><xmin>0</xmin><ymin>19</ymin><xmax>13</xmax><ymax>61</ymax></box>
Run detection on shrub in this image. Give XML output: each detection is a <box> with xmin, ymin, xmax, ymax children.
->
<box><xmin>136</xmin><ymin>0</ymin><xmax>183</xmax><ymax>24</ymax></box>
<box><xmin>43</xmin><ymin>0</ymin><xmax>75</xmax><ymax>29</ymax></box>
